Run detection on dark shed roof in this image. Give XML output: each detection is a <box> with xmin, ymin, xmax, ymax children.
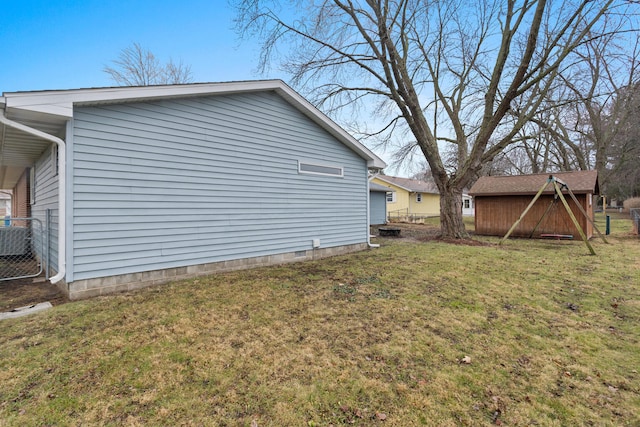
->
<box><xmin>469</xmin><ymin>170</ymin><xmax>599</xmax><ymax>196</ymax></box>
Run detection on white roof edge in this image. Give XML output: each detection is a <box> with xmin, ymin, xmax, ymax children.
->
<box><xmin>3</xmin><ymin>80</ymin><xmax>281</xmax><ymax>103</ymax></box>
<box><xmin>374</xmin><ymin>175</ymin><xmax>413</xmax><ymax>192</ymax></box>
<box><xmin>3</xmin><ymin>80</ymin><xmax>386</xmax><ymax>168</ymax></box>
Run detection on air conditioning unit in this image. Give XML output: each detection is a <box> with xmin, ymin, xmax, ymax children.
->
<box><xmin>0</xmin><ymin>227</ymin><xmax>29</xmax><ymax>256</ymax></box>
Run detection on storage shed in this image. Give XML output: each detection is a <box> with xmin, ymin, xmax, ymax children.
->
<box><xmin>0</xmin><ymin>80</ymin><xmax>386</xmax><ymax>299</ymax></box>
<box><xmin>469</xmin><ymin>171</ymin><xmax>599</xmax><ymax>239</ymax></box>
<box><xmin>369</xmin><ymin>182</ymin><xmax>393</xmax><ymax>225</ymax></box>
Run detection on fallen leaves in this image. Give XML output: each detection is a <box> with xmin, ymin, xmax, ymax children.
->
<box><xmin>375</xmin><ymin>412</ymin><xmax>387</xmax><ymax>420</ymax></box>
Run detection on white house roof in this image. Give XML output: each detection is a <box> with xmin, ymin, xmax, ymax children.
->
<box><xmin>1</xmin><ymin>80</ymin><xmax>386</xmax><ymax>188</ymax></box>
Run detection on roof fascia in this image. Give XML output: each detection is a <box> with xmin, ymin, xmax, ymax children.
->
<box><xmin>3</xmin><ymin>80</ymin><xmax>386</xmax><ymax>169</ymax></box>
<box><xmin>3</xmin><ymin>81</ymin><xmax>284</xmax><ymax>119</ymax></box>
<box><xmin>374</xmin><ymin>176</ymin><xmax>413</xmax><ymax>192</ymax></box>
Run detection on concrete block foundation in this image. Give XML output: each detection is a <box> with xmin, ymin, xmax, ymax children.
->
<box><xmin>62</xmin><ymin>243</ymin><xmax>368</xmax><ymax>300</ymax></box>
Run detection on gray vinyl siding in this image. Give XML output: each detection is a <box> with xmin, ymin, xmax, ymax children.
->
<box><xmin>31</xmin><ymin>145</ymin><xmax>59</xmax><ymax>274</ymax></box>
<box><xmin>370</xmin><ymin>191</ymin><xmax>387</xmax><ymax>225</ymax></box>
<box><xmin>71</xmin><ymin>91</ymin><xmax>369</xmax><ymax>281</ymax></box>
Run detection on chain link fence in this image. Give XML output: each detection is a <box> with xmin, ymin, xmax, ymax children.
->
<box><xmin>0</xmin><ymin>218</ymin><xmax>45</xmax><ymax>281</ymax></box>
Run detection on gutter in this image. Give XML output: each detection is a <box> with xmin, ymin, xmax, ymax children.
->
<box><xmin>0</xmin><ymin>112</ymin><xmax>66</xmax><ymax>284</ymax></box>
<box><xmin>366</xmin><ymin>173</ymin><xmax>380</xmax><ymax>248</ymax></box>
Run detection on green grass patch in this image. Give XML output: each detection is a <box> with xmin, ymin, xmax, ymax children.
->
<box><xmin>1</xmin><ymin>218</ymin><xmax>639</xmax><ymax>426</ymax></box>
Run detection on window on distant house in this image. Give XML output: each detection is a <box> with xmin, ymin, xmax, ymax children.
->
<box><xmin>464</xmin><ymin>199</ymin><xmax>470</xmax><ymax>209</ymax></box>
<box><xmin>386</xmin><ymin>192</ymin><xmax>396</xmax><ymax>203</ymax></box>
<box><xmin>416</xmin><ymin>193</ymin><xmax>422</xmax><ymax>202</ymax></box>
<box><xmin>298</xmin><ymin>161</ymin><xmax>343</xmax><ymax>177</ymax></box>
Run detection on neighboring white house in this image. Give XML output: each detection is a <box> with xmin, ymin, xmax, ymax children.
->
<box><xmin>462</xmin><ymin>193</ymin><xmax>475</xmax><ymax>216</ymax></box>
<box><xmin>0</xmin><ymin>80</ymin><xmax>386</xmax><ymax>299</ymax></box>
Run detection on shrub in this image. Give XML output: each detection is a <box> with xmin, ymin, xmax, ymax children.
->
<box><xmin>623</xmin><ymin>197</ymin><xmax>640</xmax><ymax>211</ymax></box>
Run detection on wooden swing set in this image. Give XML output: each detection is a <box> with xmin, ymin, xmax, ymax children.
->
<box><xmin>499</xmin><ymin>175</ymin><xmax>608</xmax><ymax>255</ymax></box>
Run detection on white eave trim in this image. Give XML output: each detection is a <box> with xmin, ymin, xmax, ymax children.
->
<box><xmin>4</xmin><ymin>80</ymin><xmax>386</xmax><ymax>169</ymax></box>
<box><xmin>373</xmin><ymin>176</ymin><xmax>414</xmax><ymax>192</ymax></box>
<box><xmin>374</xmin><ymin>175</ymin><xmax>439</xmax><ymax>194</ymax></box>
<box><xmin>0</xmin><ymin>112</ymin><xmax>66</xmax><ymax>284</ymax></box>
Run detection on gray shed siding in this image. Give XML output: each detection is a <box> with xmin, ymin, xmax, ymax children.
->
<box><xmin>69</xmin><ymin>91</ymin><xmax>369</xmax><ymax>281</ymax></box>
<box><xmin>31</xmin><ymin>145</ymin><xmax>59</xmax><ymax>274</ymax></box>
<box><xmin>369</xmin><ymin>191</ymin><xmax>387</xmax><ymax>225</ymax></box>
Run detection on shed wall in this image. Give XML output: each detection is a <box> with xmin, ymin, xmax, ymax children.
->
<box><xmin>69</xmin><ymin>91</ymin><xmax>369</xmax><ymax>282</ymax></box>
<box><xmin>369</xmin><ymin>191</ymin><xmax>387</xmax><ymax>225</ymax></box>
<box><xmin>474</xmin><ymin>194</ymin><xmax>593</xmax><ymax>238</ymax></box>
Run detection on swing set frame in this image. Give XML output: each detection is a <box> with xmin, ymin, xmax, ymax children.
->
<box><xmin>499</xmin><ymin>175</ymin><xmax>608</xmax><ymax>255</ymax></box>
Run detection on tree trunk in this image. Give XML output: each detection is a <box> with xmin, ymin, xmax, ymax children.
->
<box><xmin>439</xmin><ymin>186</ymin><xmax>469</xmax><ymax>239</ymax></box>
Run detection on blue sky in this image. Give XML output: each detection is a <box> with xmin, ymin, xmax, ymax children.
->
<box><xmin>0</xmin><ymin>0</ymin><xmax>398</xmax><ymax>169</ymax></box>
<box><xmin>1</xmin><ymin>0</ymin><xmax>280</xmax><ymax>93</ymax></box>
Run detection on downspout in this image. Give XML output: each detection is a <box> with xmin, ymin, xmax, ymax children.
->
<box><xmin>367</xmin><ymin>171</ymin><xmax>380</xmax><ymax>248</ymax></box>
<box><xmin>0</xmin><ymin>112</ymin><xmax>66</xmax><ymax>284</ymax></box>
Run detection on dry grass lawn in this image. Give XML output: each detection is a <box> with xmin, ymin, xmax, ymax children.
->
<box><xmin>1</xmin><ymin>214</ymin><xmax>638</xmax><ymax>426</ymax></box>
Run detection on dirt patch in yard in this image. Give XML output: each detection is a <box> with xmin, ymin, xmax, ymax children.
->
<box><xmin>0</xmin><ymin>276</ymin><xmax>68</xmax><ymax>312</ymax></box>
<box><xmin>371</xmin><ymin>222</ymin><xmax>492</xmax><ymax>246</ymax></box>
<box><xmin>372</xmin><ymin>222</ymin><xmax>440</xmax><ymax>240</ymax></box>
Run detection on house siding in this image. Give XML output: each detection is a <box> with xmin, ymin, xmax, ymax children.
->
<box><xmin>369</xmin><ymin>191</ymin><xmax>387</xmax><ymax>225</ymax></box>
<box><xmin>462</xmin><ymin>195</ymin><xmax>474</xmax><ymax>216</ymax></box>
<box><xmin>31</xmin><ymin>145</ymin><xmax>60</xmax><ymax>274</ymax></box>
<box><xmin>370</xmin><ymin>178</ymin><xmax>440</xmax><ymax>218</ymax></box>
<box><xmin>70</xmin><ymin>91</ymin><xmax>369</xmax><ymax>282</ymax></box>
<box><xmin>371</xmin><ymin>179</ymin><xmax>409</xmax><ymax>216</ymax></box>
<box><xmin>408</xmin><ymin>193</ymin><xmax>439</xmax><ymax>216</ymax></box>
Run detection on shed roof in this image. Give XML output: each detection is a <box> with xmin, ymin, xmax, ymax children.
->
<box><xmin>469</xmin><ymin>170</ymin><xmax>599</xmax><ymax>196</ymax></box>
<box><xmin>375</xmin><ymin>175</ymin><xmax>439</xmax><ymax>194</ymax></box>
<box><xmin>369</xmin><ymin>182</ymin><xmax>395</xmax><ymax>193</ymax></box>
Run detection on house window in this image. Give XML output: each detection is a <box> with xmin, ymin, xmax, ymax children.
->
<box><xmin>416</xmin><ymin>193</ymin><xmax>422</xmax><ymax>203</ymax></box>
<box><xmin>464</xmin><ymin>199</ymin><xmax>470</xmax><ymax>209</ymax></box>
<box><xmin>386</xmin><ymin>192</ymin><xmax>396</xmax><ymax>203</ymax></box>
<box><xmin>298</xmin><ymin>161</ymin><xmax>343</xmax><ymax>177</ymax></box>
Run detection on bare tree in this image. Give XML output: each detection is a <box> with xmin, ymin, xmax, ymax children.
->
<box><xmin>499</xmin><ymin>23</ymin><xmax>640</xmax><ymax>195</ymax></box>
<box><xmin>236</xmin><ymin>0</ymin><xmax>635</xmax><ymax>238</ymax></box>
<box><xmin>104</xmin><ymin>42</ymin><xmax>193</xmax><ymax>86</ymax></box>
<box><xmin>605</xmin><ymin>83</ymin><xmax>640</xmax><ymax>199</ymax></box>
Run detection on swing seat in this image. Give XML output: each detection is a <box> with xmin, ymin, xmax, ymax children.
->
<box><xmin>540</xmin><ymin>233</ymin><xmax>573</xmax><ymax>240</ymax></box>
